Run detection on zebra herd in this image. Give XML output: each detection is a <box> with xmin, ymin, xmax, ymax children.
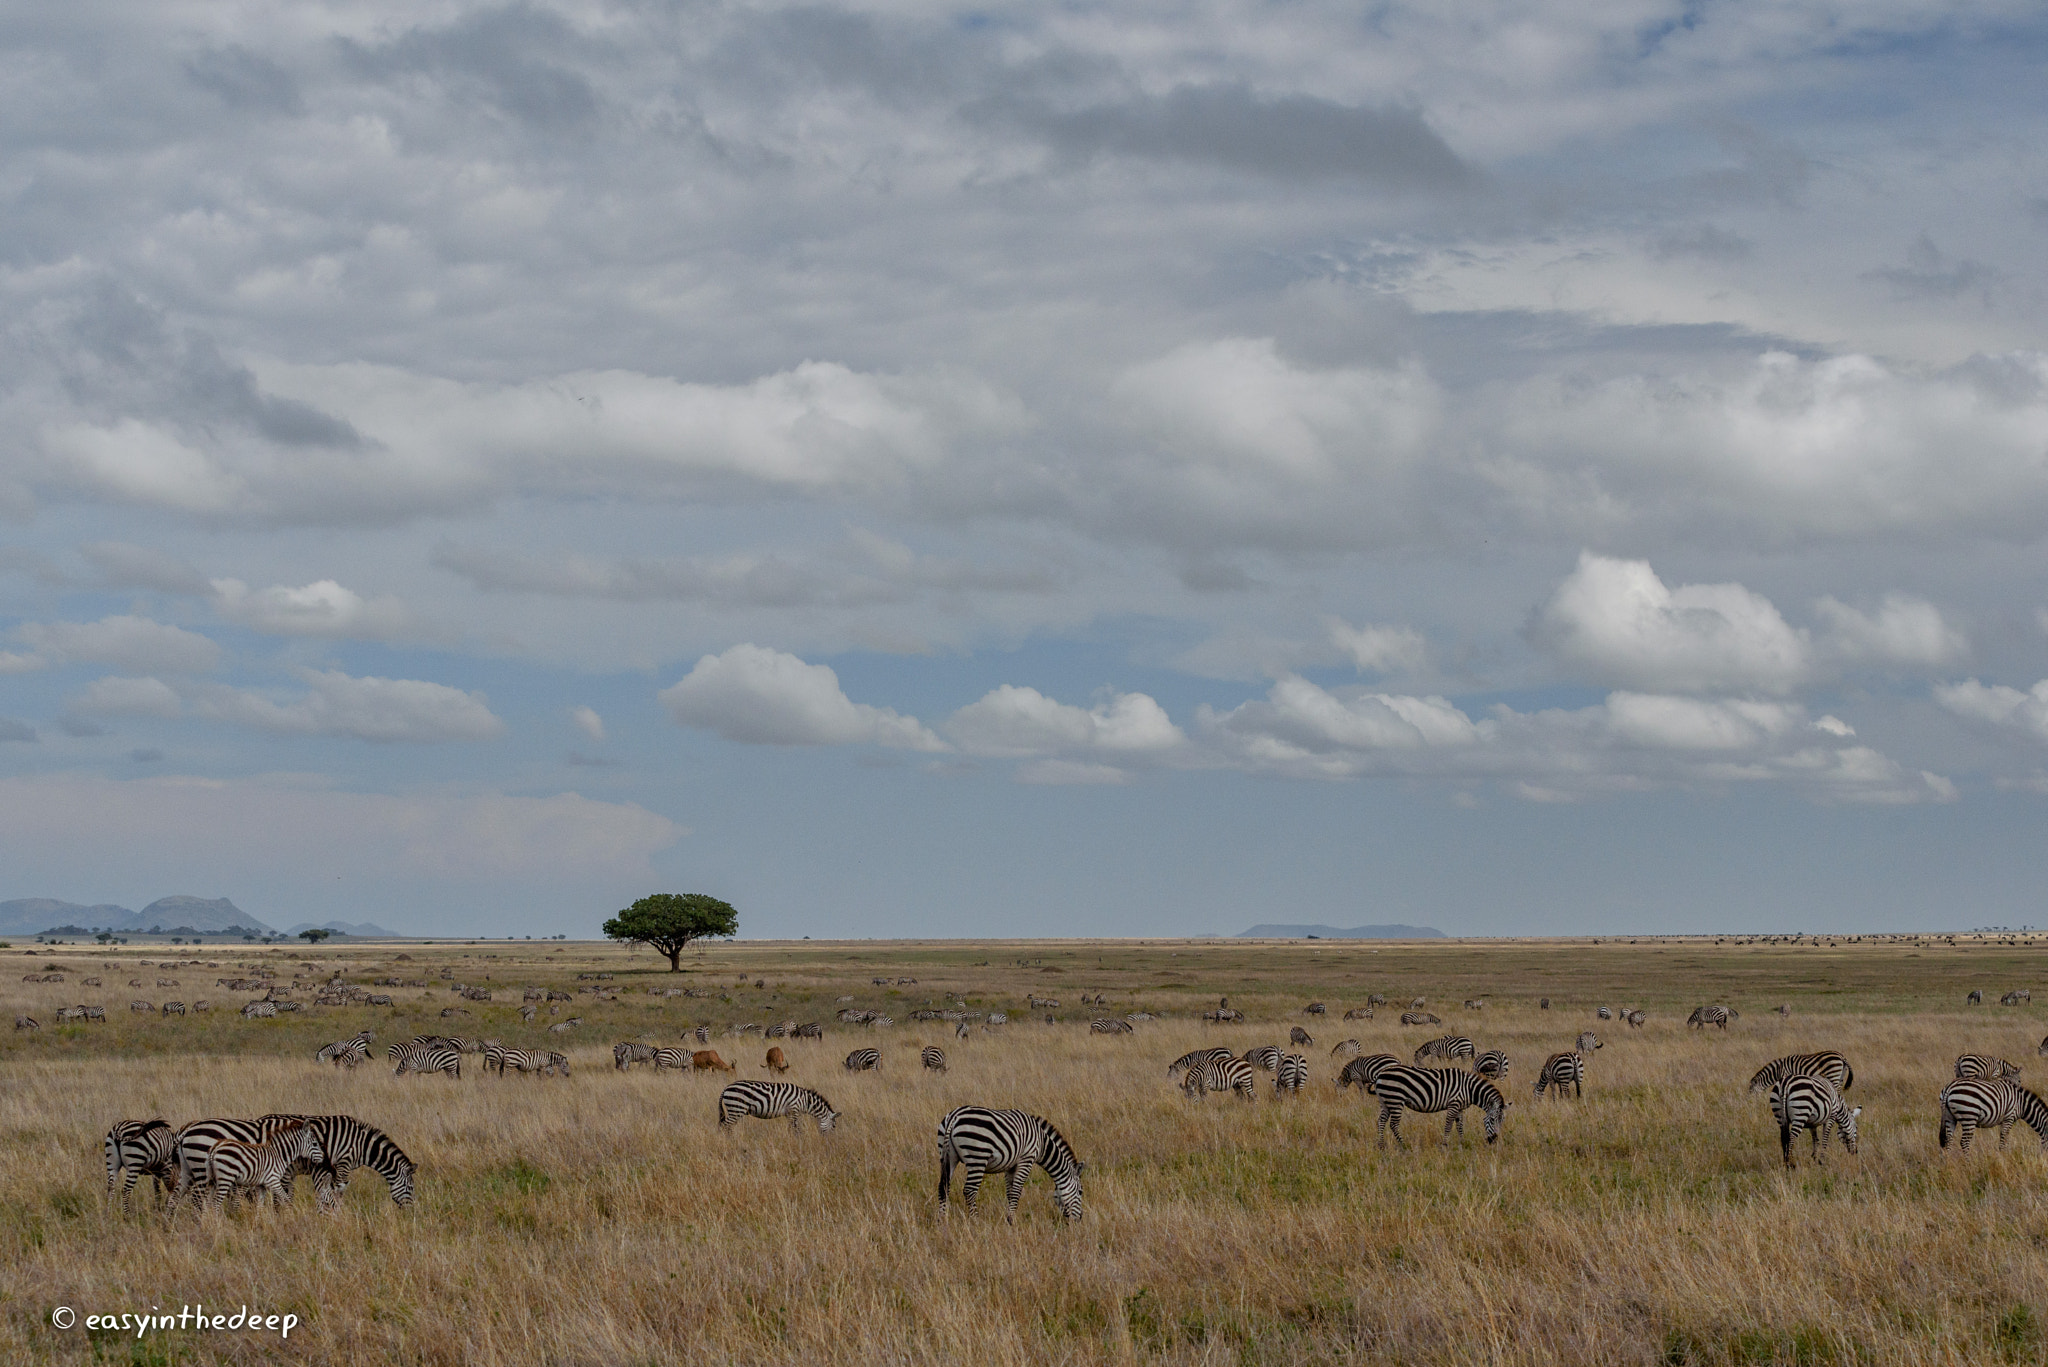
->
<box><xmin>104</xmin><ymin>1113</ymin><xmax>415</xmax><ymax>1215</ymax></box>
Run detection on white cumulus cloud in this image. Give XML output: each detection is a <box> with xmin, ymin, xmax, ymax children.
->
<box><xmin>69</xmin><ymin>675</ymin><xmax>184</xmax><ymax>718</ymax></box>
<box><xmin>188</xmin><ymin>670</ymin><xmax>505</xmax><ymax>743</ymax></box>
<box><xmin>1329</xmin><ymin>619</ymin><xmax>1429</xmax><ymax>674</ymax></box>
<box><xmin>659</xmin><ymin>644</ymin><xmax>947</xmax><ymax>751</ymax></box>
<box><xmin>570</xmin><ymin>705</ymin><xmax>606</xmax><ymax>744</ymax></box>
<box><xmin>946</xmin><ymin>685</ymin><xmax>1187</xmax><ymax>761</ymax></box>
<box><xmin>211</xmin><ymin>577</ymin><xmax>412</xmax><ymax>639</ymax></box>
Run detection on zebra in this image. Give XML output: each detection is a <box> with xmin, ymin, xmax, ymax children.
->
<box><xmin>1338</xmin><ymin>1053</ymin><xmax>1402</xmax><ymax>1093</ymax></box>
<box><xmin>196</xmin><ymin>1121</ymin><xmax>325</xmax><ymax>1211</ymax></box>
<box><xmin>316</xmin><ymin>1032</ymin><xmax>374</xmax><ymax>1068</ymax></box>
<box><xmin>2040</xmin><ymin>1035</ymin><xmax>2048</xmax><ymax>1057</ymax></box>
<box><xmin>1625</xmin><ymin>1010</ymin><xmax>1646</xmax><ymax>1028</ymax></box>
<box><xmin>1474</xmin><ymin>1049</ymin><xmax>1510</xmax><ymax>1080</ymax></box>
<box><xmin>796</xmin><ymin>1022</ymin><xmax>824</xmax><ymax>1039</ymax></box>
<box><xmin>937</xmin><ymin>1106</ymin><xmax>1084</xmax><ymax>1223</ymax></box>
<box><xmin>1289</xmin><ymin>1026</ymin><xmax>1314</xmax><ymax>1046</ymax></box>
<box><xmin>1398</xmin><ymin>1011</ymin><xmax>1441</xmax><ymax>1026</ymax></box>
<box><xmin>1769</xmin><ymin>1076</ymin><xmax>1860</xmax><ymax>1168</ymax></box>
<box><xmin>1330</xmin><ymin>1039</ymin><xmax>1362</xmax><ymax>1059</ymax></box>
<box><xmin>1241</xmin><ymin>1045</ymin><xmax>1282</xmax><ymax>1072</ymax></box>
<box><xmin>388</xmin><ymin>1042</ymin><xmax>461</xmax><ymax>1078</ymax></box>
<box><xmin>1576</xmin><ymin>1032</ymin><xmax>1603</xmax><ymax>1052</ymax></box>
<box><xmin>1343</xmin><ymin>1007</ymin><xmax>1374</xmax><ymax>1021</ymax></box>
<box><xmin>1413</xmin><ymin>1035</ymin><xmax>1476</xmax><ymax>1066</ymax></box>
<box><xmin>1089</xmin><ymin>1018</ymin><xmax>1133</xmax><ymax>1035</ymax></box>
<box><xmin>614</xmin><ymin>1041</ymin><xmax>658</xmax><ymax>1070</ymax></box>
<box><xmin>1372</xmin><ymin>1065</ymin><xmax>1509</xmax><ymax>1149</ymax></box>
<box><xmin>717</xmin><ymin>1081</ymin><xmax>839</xmax><ymax>1132</ymax></box>
<box><xmin>1686</xmin><ymin>1005</ymin><xmax>1736</xmax><ymax>1030</ymax></box>
<box><xmin>104</xmin><ymin>1120</ymin><xmax>179</xmax><ymax>1211</ymax></box>
<box><xmin>492</xmin><ymin>1048</ymin><xmax>568</xmax><ymax>1077</ymax></box>
<box><xmin>921</xmin><ymin>1046</ymin><xmax>947</xmax><ymax>1073</ymax></box>
<box><xmin>1274</xmin><ymin>1053</ymin><xmax>1308</xmax><ymax>1095</ymax></box>
<box><xmin>1167</xmin><ymin>1047</ymin><xmax>1235</xmax><ymax>1078</ymax></box>
<box><xmin>1939</xmin><ymin>1078</ymin><xmax>2048</xmax><ymax>1153</ymax></box>
<box><xmin>1534</xmin><ymin>1052</ymin><xmax>1586</xmax><ymax>1099</ymax></box>
<box><xmin>845</xmin><ymin>1048</ymin><xmax>881</xmax><ymax>1072</ymax></box>
<box><xmin>651</xmin><ymin>1047</ymin><xmax>692</xmax><ymax>1071</ymax></box>
<box><xmin>255</xmin><ymin>1114</ymin><xmax>417</xmax><ymax>1209</ymax></box>
<box><xmin>1181</xmin><ymin>1055</ymin><xmax>1257</xmax><ymax>1102</ymax></box>
<box><xmin>1747</xmin><ymin>1052</ymin><xmax>1853</xmax><ymax>1093</ymax></box>
<box><xmin>1955</xmin><ymin>1054</ymin><xmax>2021</xmax><ymax>1080</ymax></box>
<box><xmin>1597</xmin><ymin>1007</ymin><xmax>1613</xmax><ymax>1020</ymax></box>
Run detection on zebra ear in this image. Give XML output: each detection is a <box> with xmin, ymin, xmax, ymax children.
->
<box><xmin>1850</xmin><ymin>1107</ymin><xmax>1862</xmax><ymax>1118</ymax></box>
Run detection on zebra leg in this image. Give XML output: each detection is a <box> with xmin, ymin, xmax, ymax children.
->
<box><xmin>937</xmin><ymin>1143</ymin><xmax>954</xmax><ymax>1216</ymax></box>
<box><xmin>1958</xmin><ymin>1119</ymin><xmax>1976</xmax><ymax>1153</ymax></box>
<box><xmin>962</xmin><ymin>1163</ymin><xmax>987</xmax><ymax>1214</ymax></box>
<box><xmin>2000</xmin><ymin>1119</ymin><xmax>2016</xmax><ymax>1148</ymax></box>
<box><xmin>1939</xmin><ymin>1113</ymin><xmax>1953</xmax><ymax>1149</ymax></box>
<box><xmin>1006</xmin><ymin>1161</ymin><xmax>1034</xmax><ymax>1224</ymax></box>
<box><xmin>1573</xmin><ymin>1076</ymin><xmax>1582</xmax><ymax>1100</ymax></box>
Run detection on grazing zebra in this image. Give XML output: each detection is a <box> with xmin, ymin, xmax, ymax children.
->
<box><xmin>1289</xmin><ymin>1026</ymin><xmax>1314</xmax><ymax>1046</ymax></box>
<box><xmin>795</xmin><ymin>1022</ymin><xmax>824</xmax><ymax>1039</ymax></box>
<box><xmin>1576</xmin><ymin>1032</ymin><xmax>1603</xmax><ymax>1052</ymax></box>
<box><xmin>937</xmin><ymin>1106</ymin><xmax>1084</xmax><ymax>1223</ymax></box>
<box><xmin>2003</xmin><ymin>989</ymin><xmax>2032</xmax><ymax>1006</ymax></box>
<box><xmin>1939</xmin><ymin>1078</ymin><xmax>2048</xmax><ymax>1153</ymax></box>
<box><xmin>1167</xmin><ymin>1047</ymin><xmax>1235</xmax><ymax>1078</ymax></box>
<box><xmin>197</xmin><ymin>1122</ymin><xmax>325</xmax><ymax>1211</ymax></box>
<box><xmin>1769</xmin><ymin>1076</ymin><xmax>1860</xmax><ymax>1168</ymax></box>
<box><xmin>519</xmin><ymin>1005</ymin><xmax>537</xmax><ymax>1023</ymax></box>
<box><xmin>1968</xmin><ymin>989</ymin><xmax>1984</xmax><ymax>1005</ymax></box>
<box><xmin>1596</xmin><ymin>1006</ymin><xmax>1613</xmax><ymax>1020</ymax></box>
<box><xmin>1330</xmin><ymin>1039</ymin><xmax>1362</xmax><ymax>1059</ymax></box>
<box><xmin>922</xmin><ymin>1046</ymin><xmax>947</xmax><ymax>1073</ymax></box>
<box><xmin>104</xmin><ymin>1120</ymin><xmax>179</xmax><ymax>1210</ymax></box>
<box><xmin>1090</xmin><ymin>1018</ymin><xmax>1133</xmax><ymax>1035</ymax></box>
<box><xmin>1304</xmin><ymin>1002</ymin><xmax>1325</xmax><ymax>1016</ymax></box>
<box><xmin>718</xmin><ymin>1081</ymin><xmax>840</xmax><ymax>1132</ymax></box>
<box><xmin>1241</xmin><ymin>1045</ymin><xmax>1282</xmax><ymax>1072</ymax></box>
<box><xmin>1686</xmin><ymin>1005</ymin><xmax>1736</xmax><ymax>1030</ymax></box>
<box><xmin>388</xmin><ymin>1042</ymin><xmax>461</xmax><ymax>1078</ymax></box>
<box><xmin>1367</xmin><ymin>994</ymin><xmax>1388</xmax><ymax>1008</ymax></box>
<box><xmin>491</xmin><ymin>1048</ymin><xmax>568</xmax><ymax>1077</ymax></box>
<box><xmin>1338</xmin><ymin>1053</ymin><xmax>1402</xmax><ymax>1092</ymax></box>
<box><xmin>1474</xmin><ymin>1049</ymin><xmax>1510</xmax><ymax>1079</ymax></box>
<box><xmin>316</xmin><ymin>1032</ymin><xmax>374</xmax><ymax>1068</ymax></box>
<box><xmin>1413</xmin><ymin>1035</ymin><xmax>1477</xmax><ymax>1066</ymax></box>
<box><xmin>845</xmin><ymin>1048</ymin><xmax>882</xmax><ymax>1072</ymax></box>
<box><xmin>956</xmin><ymin>1020</ymin><xmax>971</xmax><ymax>1040</ymax></box>
<box><xmin>1181</xmin><ymin>1055</ymin><xmax>1257</xmax><ymax>1102</ymax></box>
<box><xmin>614</xmin><ymin>1041</ymin><xmax>659</xmax><ymax>1070</ymax></box>
<box><xmin>254</xmin><ymin>1114</ymin><xmax>417</xmax><ymax>1210</ymax></box>
<box><xmin>1372</xmin><ymin>1065</ymin><xmax>1509</xmax><ymax>1149</ymax></box>
<box><xmin>16</xmin><ymin>1015</ymin><xmax>39</xmax><ymax>1030</ymax></box>
<box><xmin>1398</xmin><ymin>1011</ymin><xmax>1441</xmax><ymax>1026</ymax></box>
<box><xmin>1274</xmin><ymin>1053</ymin><xmax>1308</xmax><ymax>1095</ymax></box>
<box><xmin>1625</xmin><ymin>1010</ymin><xmax>1646</xmax><ymax>1028</ymax></box>
<box><xmin>1343</xmin><ymin>1007</ymin><xmax>1374</xmax><ymax>1021</ymax></box>
<box><xmin>1534</xmin><ymin>1052</ymin><xmax>1586</xmax><ymax>1099</ymax></box>
<box><xmin>1747</xmin><ymin>1052</ymin><xmax>1854</xmax><ymax>1093</ymax></box>
<box><xmin>649</xmin><ymin>1046</ymin><xmax>694</xmax><ymax>1071</ymax></box>
<box><xmin>1955</xmin><ymin>1054</ymin><xmax>2021</xmax><ymax>1080</ymax></box>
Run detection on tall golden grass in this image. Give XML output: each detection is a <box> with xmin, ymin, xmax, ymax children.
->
<box><xmin>5</xmin><ymin>935</ymin><xmax>2048</xmax><ymax>1365</ymax></box>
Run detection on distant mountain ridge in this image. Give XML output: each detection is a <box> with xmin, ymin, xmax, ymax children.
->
<box><xmin>1238</xmin><ymin>923</ymin><xmax>1447</xmax><ymax>939</ymax></box>
<box><xmin>0</xmin><ymin>896</ymin><xmax>277</xmax><ymax>936</ymax></box>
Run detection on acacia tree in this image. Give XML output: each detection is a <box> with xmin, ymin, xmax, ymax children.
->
<box><xmin>298</xmin><ymin>928</ymin><xmax>332</xmax><ymax>944</ymax></box>
<box><xmin>603</xmin><ymin>893</ymin><xmax>738</xmax><ymax>971</ymax></box>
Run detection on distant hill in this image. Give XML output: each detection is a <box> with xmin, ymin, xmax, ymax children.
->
<box><xmin>1238</xmin><ymin>923</ymin><xmax>1447</xmax><ymax>939</ymax></box>
<box><xmin>285</xmin><ymin>920</ymin><xmax>401</xmax><ymax>938</ymax></box>
<box><xmin>0</xmin><ymin>895</ymin><xmax>276</xmax><ymax>936</ymax></box>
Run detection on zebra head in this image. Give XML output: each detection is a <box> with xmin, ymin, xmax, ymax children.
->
<box><xmin>1838</xmin><ymin>1105</ymin><xmax>1862</xmax><ymax>1155</ymax></box>
<box><xmin>277</xmin><ymin>1122</ymin><xmax>326</xmax><ymax>1168</ymax></box>
<box><xmin>1746</xmin><ymin>1062</ymin><xmax>1780</xmax><ymax>1093</ymax></box>
<box><xmin>1476</xmin><ymin>1080</ymin><xmax>1509</xmax><ymax>1143</ymax></box>
<box><xmin>817</xmin><ymin>1108</ymin><xmax>841</xmax><ymax>1133</ymax></box>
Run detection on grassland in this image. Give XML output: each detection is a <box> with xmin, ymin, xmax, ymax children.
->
<box><xmin>5</xmin><ymin>932</ymin><xmax>2048</xmax><ymax>1366</ymax></box>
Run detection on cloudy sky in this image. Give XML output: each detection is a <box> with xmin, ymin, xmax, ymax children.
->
<box><xmin>2</xmin><ymin>0</ymin><xmax>2046</xmax><ymax>937</ymax></box>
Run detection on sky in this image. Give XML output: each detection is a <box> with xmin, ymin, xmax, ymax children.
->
<box><xmin>3</xmin><ymin>0</ymin><xmax>2048</xmax><ymax>938</ymax></box>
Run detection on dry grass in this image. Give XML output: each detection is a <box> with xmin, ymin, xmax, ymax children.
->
<box><xmin>5</xmin><ymin>934</ymin><xmax>2048</xmax><ymax>1365</ymax></box>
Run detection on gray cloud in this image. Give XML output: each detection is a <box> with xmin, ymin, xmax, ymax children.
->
<box><xmin>1865</xmin><ymin>235</ymin><xmax>2003</xmax><ymax>305</ymax></box>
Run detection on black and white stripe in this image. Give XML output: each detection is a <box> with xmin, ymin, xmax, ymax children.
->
<box><xmin>1686</xmin><ymin>1005</ymin><xmax>1736</xmax><ymax>1030</ymax></box>
<box><xmin>196</xmin><ymin>1121</ymin><xmax>325</xmax><ymax>1211</ymax></box>
<box><xmin>937</xmin><ymin>1106</ymin><xmax>1084</xmax><ymax>1222</ymax></box>
<box><xmin>1413</xmin><ymin>1035</ymin><xmax>1476</xmax><ymax>1066</ymax></box>
<box><xmin>256</xmin><ymin>1113</ymin><xmax>417</xmax><ymax>1209</ymax></box>
<box><xmin>487</xmin><ymin>1047</ymin><xmax>567</xmax><ymax>1077</ymax></box>
<box><xmin>1289</xmin><ymin>1026</ymin><xmax>1314</xmax><ymax>1046</ymax></box>
<box><xmin>1939</xmin><ymin>1078</ymin><xmax>2048</xmax><ymax>1153</ymax></box>
<box><xmin>1533</xmin><ymin>1051</ymin><xmax>1586</xmax><ymax>1099</ymax></box>
<box><xmin>1747</xmin><ymin>1051</ymin><xmax>1853</xmax><ymax>1093</ymax></box>
<box><xmin>1474</xmin><ymin>1050</ymin><xmax>1510</xmax><ymax>1079</ymax></box>
<box><xmin>1372</xmin><ymin>1065</ymin><xmax>1508</xmax><ymax>1148</ymax></box>
<box><xmin>921</xmin><ymin>1045</ymin><xmax>947</xmax><ymax>1072</ymax></box>
<box><xmin>650</xmin><ymin>1046</ymin><xmax>693</xmax><ymax>1070</ymax></box>
<box><xmin>1338</xmin><ymin>1053</ymin><xmax>1402</xmax><ymax>1092</ymax></box>
<box><xmin>1769</xmin><ymin>1076</ymin><xmax>1860</xmax><ymax>1168</ymax></box>
<box><xmin>1576</xmin><ymin>1032</ymin><xmax>1603</xmax><ymax>1052</ymax></box>
<box><xmin>315</xmin><ymin>1031</ymin><xmax>374</xmax><ymax>1068</ymax></box>
<box><xmin>614</xmin><ymin>1041</ymin><xmax>658</xmax><ymax>1070</ymax></box>
<box><xmin>1181</xmin><ymin>1056</ymin><xmax>1257</xmax><ymax>1102</ymax></box>
<box><xmin>1330</xmin><ymin>1039</ymin><xmax>1362</xmax><ymax>1058</ymax></box>
<box><xmin>1274</xmin><ymin>1053</ymin><xmax>1308</xmax><ymax>1095</ymax></box>
<box><xmin>1241</xmin><ymin>1045</ymin><xmax>1282</xmax><ymax>1072</ymax></box>
<box><xmin>1954</xmin><ymin>1054</ymin><xmax>2021</xmax><ymax>1080</ymax></box>
<box><xmin>718</xmin><ymin>1081</ymin><xmax>840</xmax><ymax>1132</ymax></box>
<box><xmin>845</xmin><ymin>1048</ymin><xmax>882</xmax><ymax>1072</ymax></box>
<box><xmin>104</xmin><ymin>1119</ymin><xmax>179</xmax><ymax>1210</ymax></box>
<box><xmin>388</xmin><ymin>1042</ymin><xmax>461</xmax><ymax>1078</ymax></box>
<box><xmin>1167</xmin><ymin>1047</ymin><xmax>1235</xmax><ymax>1077</ymax></box>
<box><xmin>1089</xmin><ymin>1018</ymin><xmax>1133</xmax><ymax>1035</ymax></box>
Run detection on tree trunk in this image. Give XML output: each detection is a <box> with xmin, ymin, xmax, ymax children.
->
<box><xmin>666</xmin><ymin>944</ymin><xmax>683</xmax><ymax>971</ymax></box>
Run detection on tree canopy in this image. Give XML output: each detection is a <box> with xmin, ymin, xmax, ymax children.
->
<box><xmin>603</xmin><ymin>893</ymin><xmax>738</xmax><ymax>970</ymax></box>
<box><xmin>298</xmin><ymin>928</ymin><xmax>331</xmax><ymax>943</ymax></box>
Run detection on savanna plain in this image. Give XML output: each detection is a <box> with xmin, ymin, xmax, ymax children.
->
<box><xmin>6</xmin><ymin>933</ymin><xmax>2048</xmax><ymax>1367</ymax></box>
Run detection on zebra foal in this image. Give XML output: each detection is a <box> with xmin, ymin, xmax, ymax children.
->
<box><xmin>105</xmin><ymin>1119</ymin><xmax>179</xmax><ymax>1210</ymax></box>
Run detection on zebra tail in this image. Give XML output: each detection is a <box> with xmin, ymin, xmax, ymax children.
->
<box><xmin>1842</xmin><ymin>1061</ymin><xmax>1854</xmax><ymax>1092</ymax></box>
<box><xmin>937</xmin><ymin>1134</ymin><xmax>957</xmax><ymax>1209</ymax></box>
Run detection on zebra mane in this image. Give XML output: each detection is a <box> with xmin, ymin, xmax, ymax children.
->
<box><xmin>2017</xmin><ymin>1084</ymin><xmax>2048</xmax><ymax>1141</ymax></box>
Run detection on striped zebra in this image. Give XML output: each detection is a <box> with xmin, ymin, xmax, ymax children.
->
<box><xmin>1330</xmin><ymin>1039</ymin><xmax>1362</xmax><ymax>1058</ymax></box>
<box><xmin>845</xmin><ymin>1048</ymin><xmax>882</xmax><ymax>1072</ymax></box>
<box><xmin>1089</xmin><ymin>1018</ymin><xmax>1133</xmax><ymax>1035</ymax></box>
<box><xmin>315</xmin><ymin>1032</ymin><xmax>374</xmax><ymax>1068</ymax></box>
<box><xmin>1474</xmin><ymin>1050</ymin><xmax>1510</xmax><ymax>1079</ymax></box>
<box><xmin>1686</xmin><ymin>1005</ymin><xmax>1736</xmax><ymax>1030</ymax></box>
<box><xmin>1343</xmin><ymin>1007</ymin><xmax>1374</xmax><ymax>1021</ymax></box>
<box><xmin>1274</xmin><ymin>1053</ymin><xmax>1308</xmax><ymax>1095</ymax></box>
<box><xmin>651</xmin><ymin>1047</ymin><xmax>692</xmax><ymax>1071</ymax></box>
<box><xmin>717</xmin><ymin>1081</ymin><xmax>840</xmax><ymax>1132</ymax></box>
<box><xmin>256</xmin><ymin>1114</ymin><xmax>416</xmax><ymax>1209</ymax></box>
<box><xmin>388</xmin><ymin>1042</ymin><xmax>461</xmax><ymax>1078</ymax></box>
<box><xmin>1413</xmin><ymin>1035</ymin><xmax>1476</xmax><ymax>1066</ymax></box>
<box><xmin>488</xmin><ymin>1047</ymin><xmax>567</xmax><ymax>1077</ymax></box>
<box><xmin>172</xmin><ymin>1117</ymin><xmax>317</xmax><ymax>1211</ymax></box>
<box><xmin>1769</xmin><ymin>1076</ymin><xmax>1860</xmax><ymax>1168</ymax></box>
<box><xmin>1939</xmin><ymin>1078</ymin><xmax>2048</xmax><ymax>1153</ymax></box>
<box><xmin>922</xmin><ymin>1046</ymin><xmax>947</xmax><ymax>1073</ymax></box>
<box><xmin>197</xmin><ymin>1121</ymin><xmax>325</xmax><ymax>1211</ymax></box>
<box><xmin>104</xmin><ymin>1120</ymin><xmax>179</xmax><ymax>1210</ymax></box>
<box><xmin>1398</xmin><ymin>1011</ymin><xmax>1441</xmax><ymax>1026</ymax></box>
<box><xmin>937</xmin><ymin>1106</ymin><xmax>1084</xmax><ymax>1223</ymax></box>
<box><xmin>1372</xmin><ymin>1065</ymin><xmax>1509</xmax><ymax>1148</ymax></box>
<box><xmin>1576</xmin><ymin>1032</ymin><xmax>1603</xmax><ymax>1052</ymax></box>
<box><xmin>614</xmin><ymin>1041</ymin><xmax>658</xmax><ymax>1070</ymax></box>
<box><xmin>1534</xmin><ymin>1051</ymin><xmax>1586</xmax><ymax>1099</ymax></box>
<box><xmin>1954</xmin><ymin>1054</ymin><xmax>2021</xmax><ymax>1080</ymax></box>
<box><xmin>1747</xmin><ymin>1051</ymin><xmax>1853</xmax><ymax>1093</ymax></box>
<box><xmin>1181</xmin><ymin>1055</ymin><xmax>1257</xmax><ymax>1102</ymax></box>
<box><xmin>1338</xmin><ymin>1053</ymin><xmax>1402</xmax><ymax>1093</ymax></box>
<box><xmin>694</xmin><ymin>1026</ymin><xmax>712</xmax><ymax>1045</ymax></box>
<box><xmin>1289</xmin><ymin>1026</ymin><xmax>1314</xmax><ymax>1046</ymax></box>
<box><xmin>1597</xmin><ymin>1007</ymin><xmax>1613</xmax><ymax>1020</ymax></box>
<box><xmin>1167</xmin><ymin>1047</ymin><xmax>1235</xmax><ymax>1078</ymax></box>
<box><xmin>1242</xmin><ymin>1045</ymin><xmax>1282</xmax><ymax>1072</ymax></box>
